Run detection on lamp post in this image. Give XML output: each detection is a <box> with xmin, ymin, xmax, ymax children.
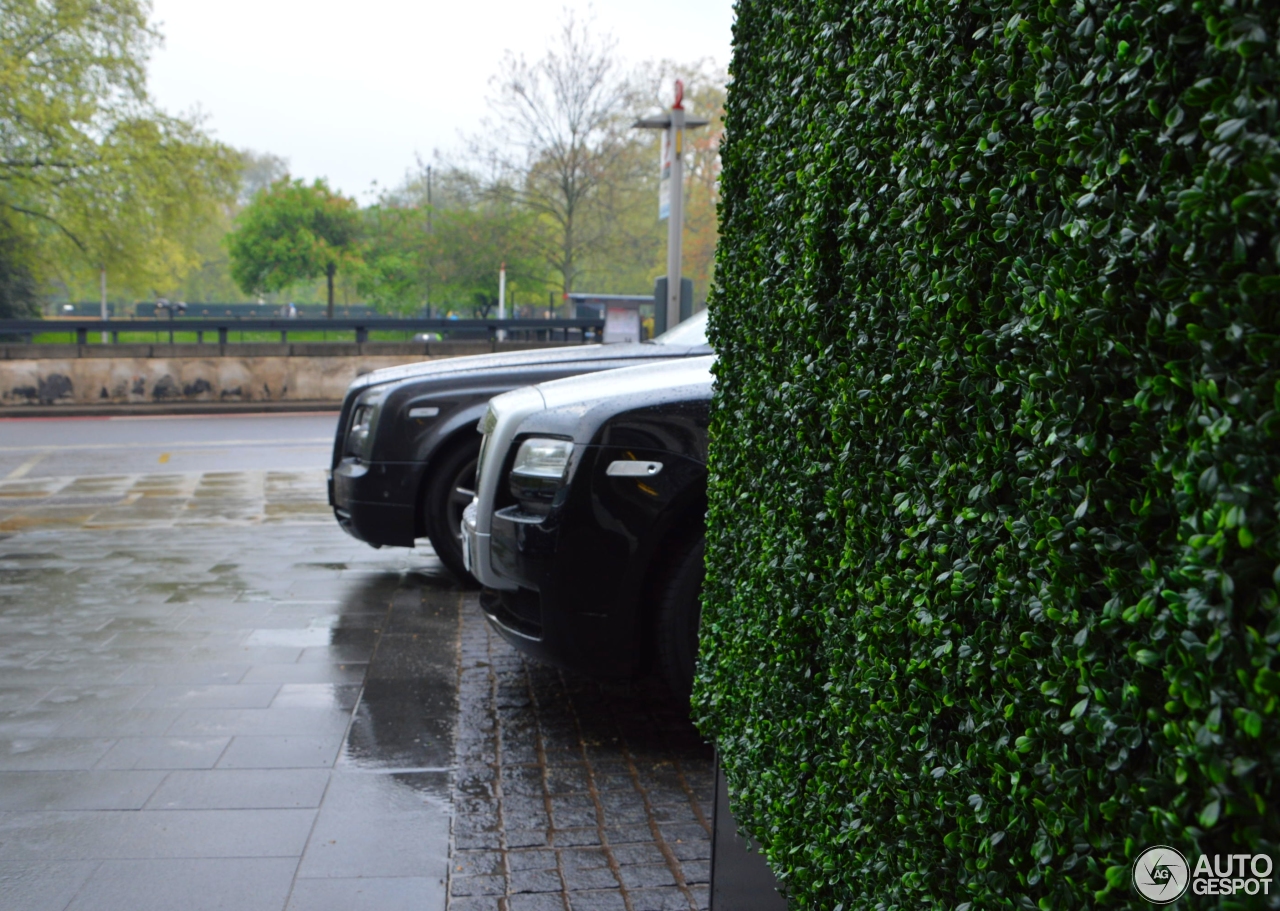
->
<box><xmin>633</xmin><ymin>80</ymin><xmax>708</xmax><ymax>333</ymax></box>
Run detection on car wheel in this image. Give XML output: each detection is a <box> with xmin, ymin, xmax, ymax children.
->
<box><xmin>655</xmin><ymin>533</ymin><xmax>705</xmax><ymax>702</ymax></box>
<box><xmin>424</xmin><ymin>435</ymin><xmax>481</xmax><ymax>584</ymax></box>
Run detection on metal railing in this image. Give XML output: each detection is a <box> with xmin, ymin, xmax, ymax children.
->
<box><xmin>0</xmin><ymin>317</ymin><xmax>606</xmax><ymax>346</ymax></box>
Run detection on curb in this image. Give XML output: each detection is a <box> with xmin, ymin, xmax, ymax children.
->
<box><xmin>0</xmin><ymin>401</ymin><xmax>341</xmax><ymax>418</ymax></box>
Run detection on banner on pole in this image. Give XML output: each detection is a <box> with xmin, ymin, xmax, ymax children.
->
<box><xmin>658</xmin><ymin>128</ymin><xmax>672</xmax><ymax>220</ymax></box>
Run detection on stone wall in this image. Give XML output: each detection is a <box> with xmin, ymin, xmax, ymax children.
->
<box><xmin>0</xmin><ymin>340</ymin><xmax>576</xmax><ymax>407</ymax></box>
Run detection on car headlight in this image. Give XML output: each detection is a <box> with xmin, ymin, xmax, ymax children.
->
<box><xmin>508</xmin><ymin>437</ymin><xmax>574</xmax><ymax>514</ymax></box>
<box><xmin>345</xmin><ymin>388</ymin><xmax>388</xmax><ymax>459</ymax></box>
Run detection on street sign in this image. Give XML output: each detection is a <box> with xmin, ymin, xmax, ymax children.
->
<box><xmin>603</xmin><ymin>303</ymin><xmax>641</xmax><ymax>344</ymax></box>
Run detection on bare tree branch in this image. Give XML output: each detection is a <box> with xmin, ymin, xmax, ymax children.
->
<box><xmin>471</xmin><ymin>10</ymin><xmax>639</xmax><ymax>295</ymax></box>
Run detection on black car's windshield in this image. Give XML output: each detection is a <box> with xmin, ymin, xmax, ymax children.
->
<box><xmin>648</xmin><ymin>309</ymin><xmax>710</xmax><ymax>347</ymax></box>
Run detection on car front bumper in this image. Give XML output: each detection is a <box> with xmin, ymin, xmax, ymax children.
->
<box><xmin>480</xmin><ymin>497</ymin><xmax>642</xmax><ymax>680</ymax></box>
<box><xmin>330</xmin><ymin>458</ymin><xmax>419</xmax><ymax>547</ymax></box>
<box><xmin>462</xmin><ymin>498</ymin><xmax>515</xmax><ymax>589</ymax></box>
<box><xmin>478</xmin><ymin>586</ymin><xmax>634</xmax><ymax>679</ymax></box>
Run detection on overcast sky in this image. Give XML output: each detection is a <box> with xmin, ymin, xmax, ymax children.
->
<box><xmin>147</xmin><ymin>0</ymin><xmax>735</xmax><ymax>200</ymax></box>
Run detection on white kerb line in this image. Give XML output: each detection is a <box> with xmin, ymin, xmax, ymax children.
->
<box><xmin>4</xmin><ymin>452</ymin><xmax>47</xmax><ymax>480</ymax></box>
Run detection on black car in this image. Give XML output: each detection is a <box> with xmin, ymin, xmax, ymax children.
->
<box><xmin>328</xmin><ymin>312</ymin><xmax>710</xmax><ymax>580</ymax></box>
<box><xmin>463</xmin><ymin>355</ymin><xmax>714</xmax><ymax>696</ymax></box>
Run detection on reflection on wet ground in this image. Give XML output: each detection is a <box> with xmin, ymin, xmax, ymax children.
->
<box><xmin>0</xmin><ymin>501</ymin><xmax>459</xmax><ymax>911</ymax></box>
<box><xmin>0</xmin><ymin>467</ymin><xmax>714</xmax><ymax>911</ymax></box>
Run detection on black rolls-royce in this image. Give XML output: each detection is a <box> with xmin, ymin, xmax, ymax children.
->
<box><xmin>463</xmin><ymin>356</ymin><xmax>714</xmax><ymax>696</ymax></box>
<box><xmin>328</xmin><ymin>312</ymin><xmax>710</xmax><ymax>581</ymax></box>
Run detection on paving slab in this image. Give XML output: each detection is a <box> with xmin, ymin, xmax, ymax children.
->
<box><xmin>63</xmin><ymin>857</ymin><xmax>299</xmax><ymax>911</ymax></box>
<box><xmin>0</xmin><ymin>860</ymin><xmax>101</xmax><ymax>911</ymax></box>
<box><xmin>0</xmin><ymin>771</ymin><xmax>167</xmax><ymax>811</ymax></box>
<box><xmin>144</xmin><ymin>768</ymin><xmax>332</xmax><ymax>810</ymax></box>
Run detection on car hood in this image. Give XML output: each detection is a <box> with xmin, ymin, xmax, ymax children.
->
<box><xmin>349</xmin><ymin>340</ymin><xmax>703</xmax><ymax>393</ymax></box>
<box><xmin>534</xmin><ymin>354</ymin><xmax>716</xmax><ymax>411</ymax></box>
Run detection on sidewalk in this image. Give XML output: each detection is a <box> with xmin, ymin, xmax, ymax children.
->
<box><xmin>0</xmin><ymin>522</ymin><xmax>457</xmax><ymax>911</ymax></box>
<box><xmin>0</xmin><ymin>466</ymin><xmax>713</xmax><ymax>911</ymax></box>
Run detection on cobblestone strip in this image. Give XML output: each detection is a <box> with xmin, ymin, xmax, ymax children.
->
<box><xmin>448</xmin><ymin>601</ymin><xmax>713</xmax><ymax>911</ymax></box>
<box><xmin>522</xmin><ymin>660</ymin><xmax>585</xmax><ymax>911</ymax></box>
<box><xmin>615</xmin><ymin>738</ymin><xmax>697</xmax><ymax>910</ymax></box>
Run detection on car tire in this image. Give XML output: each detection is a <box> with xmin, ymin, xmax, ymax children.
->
<box><xmin>423</xmin><ymin>435</ymin><xmax>481</xmax><ymax>584</ymax></box>
<box><xmin>655</xmin><ymin>533</ymin><xmax>705</xmax><ymax>702</ymax></box>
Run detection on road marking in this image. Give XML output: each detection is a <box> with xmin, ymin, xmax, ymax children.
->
<box><xmin>0</xmin><ymin>438</ymin><xmax>331</xmax><ymax>453</ymax></box>
<box><xmin>158</xmin><ymin>446</ymin><xmax>328</xmax><ymax>460</ymax></box>
<box><xmin>0</xmin><ymin>412</ymin><xmax>339</xmax><ymax>423</ymax></box>
<box><xmin>4</xmin><ymin>452</ymin><xmax>47</xmax><ymax>480</ymax></box>
<box><xmin>158</xmin><ymin>453</ymin><xmax>171</xmax><ymax>464</ymax></box>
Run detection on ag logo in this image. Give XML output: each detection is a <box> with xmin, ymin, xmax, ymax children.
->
<box><xmin>1133</xmin><ymin>845</ymin><xmax>1190</xmax><ymax>903</ymax></box>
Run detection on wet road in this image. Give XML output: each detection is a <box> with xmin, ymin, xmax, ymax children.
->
<box><xmin>0</xmin><ymin>413</ymin><xmax>339</xmax><ymax>479</ymax></box>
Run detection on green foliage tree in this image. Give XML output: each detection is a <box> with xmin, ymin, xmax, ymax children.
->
<box><xmin>1</xmin><ymin>0</ymin><xmax>238</xmax><ymax>302</ymax></box>
<box><xmin>429</xmin><ymin>202</ymin><xmax>548</xmax><ymax>317</ymax></box>
<box><xmin>172</xmin><ymin>151</ymin><xmax>291</xmax><ymax>306</ymax></box>
<box><xmin>353</xmin><ymin>203</ymin><xmax>426</xmax><ymax>315</ymax></box>
<box><xmin>227</xmin><ymin>177</ymin><xmax>361</xmax><ymax>318</ymax></box>
<box><xmin>0</xmin><ymin>214</ymin><xmax>39</xmax><ymax>318</ymax></box>
<box><xmin>357</xmin><ymin>165</ymin><xmax>550</xmax><ymax>316</ymax></box>
<box><xmin>699</xmin><ymin>0</ymin><xmax>1280</xmax><ymax>908</ymax></box>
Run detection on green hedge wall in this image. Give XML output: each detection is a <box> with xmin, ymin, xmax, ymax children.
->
<box><xmin>697</xmin><ymin>0</ymin><xmax>1280</xmax><ymax>907</ymax></box>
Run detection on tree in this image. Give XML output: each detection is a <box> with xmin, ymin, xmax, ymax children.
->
<box><xmin>1</xmin><ymin>0</ymin><xmax>238</xmax><ymax>301</ymax></box>
<box><xmin>357</xmin><ymin>164</ymin><xmax>550</xmax><ymax>317</ymax></box>
<box><xmin>472</xmin><ymin>27</ymin><xmax>728</xmax><ymax>305</ymax></box>
<box><xmin>475</xmin><ymin>11</ymin><xmax>638</xmax><ymax>299</ymax></box>
<box><xmin>428</xmin><ymin>202</ymin><xmax>547</xmax><ymax>316</ymax></box>
<box><xmin>226</xmin><ymin>177</ymin><xmax>360</xmax><ymax>318</ymax></box>
<box><xmin>172</xmin><ymin>150</ymin><xmax>291</xmax><ymax>305</ymax></box>
<box><xmin>355</xmin><ymin>202</ymin><xmax>430</xmax><ymax>315</ymax></box>
<box><xmin>237</xmin><ymin>150</ymin><xmax>288</xmax><ymax>206</ymax></box>
<box><xmin>0</xmin><ymin>214</ymin><xmax>39</xmax><ymax>318</ymax></box>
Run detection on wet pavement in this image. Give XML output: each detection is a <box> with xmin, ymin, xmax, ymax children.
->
<box><xmin>0</xmin><ymin>417</ymin><xmax>713</xmax><ymax>911</ymax></box>
<box><xmin>0</xmin><ymin>520</ymin><xmax>460</xmax><ymax>911</ymax></box>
